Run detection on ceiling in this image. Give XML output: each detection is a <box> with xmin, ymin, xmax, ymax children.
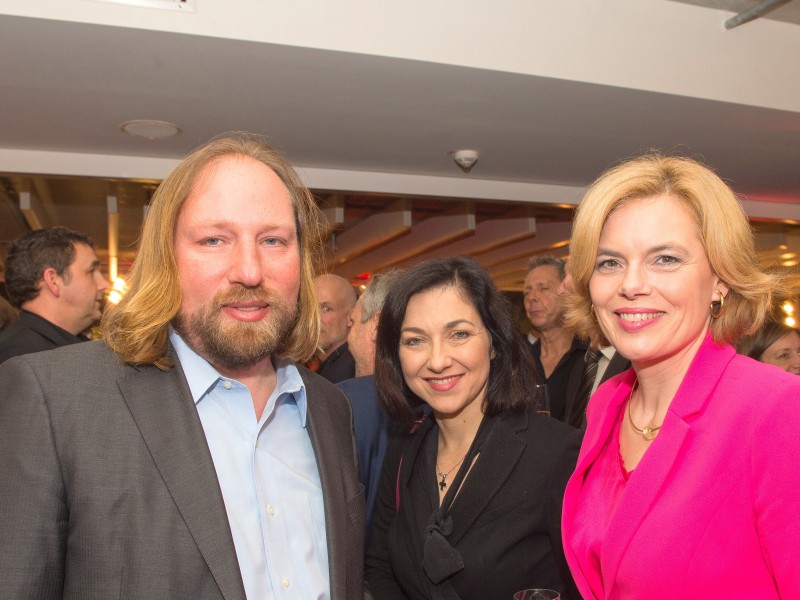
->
<box><xmin>1</xmin><ymin>1</ymin><xmax>799</xmax><ymax>293</ymax></box>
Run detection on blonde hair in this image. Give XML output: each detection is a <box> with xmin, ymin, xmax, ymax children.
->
<box><xmin>565</xmin><ymin>153</ymin><xmax>781</xmax><ymax>347</ymax></box>
<box><xmin>102</xmin><ymin>132</ymin><xmax>326</xmax><ymax>369</ymax></box>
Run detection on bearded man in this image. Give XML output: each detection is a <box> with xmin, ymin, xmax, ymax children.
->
<box><xmin>0</xmin><ymin>134</ymin><xmax>365</xmax><ymax>600</ymax></box>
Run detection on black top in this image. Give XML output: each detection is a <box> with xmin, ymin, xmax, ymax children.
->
<box><xmin>528</xmin><ymin>336</ymin><xmax>587</xmax><ymax>423</ymax></box>
<box><xmin>0</xmin><ymin>310</ymin><xmax>86</xmax><ymax>364</ymax></box>
<box><xmin>365</xmin><ymin>409</ymin><xmax>581</xmax><ymax>600</ymax></box>
<box><xmin>317</xmin><ymin>342</ymin><xmax>356</xmax><ymax>384</ymax></box>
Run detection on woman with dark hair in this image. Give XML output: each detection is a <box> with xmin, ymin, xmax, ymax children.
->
<box><xmin>736</xmin><ymin>318</ymin><xmax>800</xmax><ymax>375</ymax></box>
<box><xmin>365</xmin><ymin>257</ymin><xmax>580</xmax><ymax>599</ymax></box>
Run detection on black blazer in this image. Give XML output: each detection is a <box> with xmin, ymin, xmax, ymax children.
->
<box><xmin>365</xmin><ymin>409</ymin><xmax>581</xmax><ymax>600</ymax></box>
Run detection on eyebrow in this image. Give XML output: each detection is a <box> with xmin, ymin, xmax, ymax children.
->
<box><xmin>400</xmin><ymin>319</ymin><xmax>477</xmax><ymax>334</ymax></box>
<box><xmin>596</xmin><ymin>243</ymin><xmax>687</xmax><ymax>257</ymax></box>
<box><xmin>191</xmin><ymin>221</ymin><xmax>297</xmax><ymax>234</ymax></box>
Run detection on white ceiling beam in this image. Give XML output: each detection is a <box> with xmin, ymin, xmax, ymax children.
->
<box><xmin>326</xmin><ymin>198</ymin><xmax>411</xmax><ymax>268</ymax></box>
<box><xmin>18</xmin><ymin>190</ymin><xmax>46</xmax><ymax>230</ymax></box>
<box><xmin>477</xmin><ymin>221</ymin><xmax>573</xmax><ymax>268</ymax></box>
<box><xmin>490</xmin><ymin>246</ymin><xmax>571</xmax><ymax>291</ymax></box>
<box><xmin>740</xmin><ymin>197</ymin><xmax>800</xmax><ymax>224</ymax></box>
<box><xmin>336</xmin><ymin>204</ymin><xmax>476</xmax><ymax>279</ymax></box>
<box><xmin>321</xmin><ymin>193</ymin><xmax>345</xmax><ymax>230</ymax></box>
<box><xmin>393</xmin><ymin>207</ymin><xmax>536</xmax><ymax>269</ymax></box>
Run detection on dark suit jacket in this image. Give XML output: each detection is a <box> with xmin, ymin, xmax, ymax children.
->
<box><xmin>337</xmin><ymin>375</ymin><xmax>394</xmax><ymax>539</ymax></box>
<box><xmin>365</xmin><ymin>409</ymin><xmax>581</xmax><ymax>600</ymax></box>
<box><xmin>318</xmin><ymin>342</ymin><xmax>356</xmax><ymax>383</ymax></box>
<box><xmin>0</xmin><ymin>341</ymin><xmax>365</xmax><ymax>599</ymax></box>
<box><xmin>564</xmin><ymin>348</ymin><xmax>631</xmax><ymax>429</ymax></box>
<box><xmin>0</xmin><ymin>309</ymin><xmax>85</xmax><ymax>364</ymax></box>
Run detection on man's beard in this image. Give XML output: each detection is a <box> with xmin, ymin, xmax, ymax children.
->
<box><xmin>174</xmin><ymin>285</ymin><xmax>297</xmax><ymax>371</ymax></box>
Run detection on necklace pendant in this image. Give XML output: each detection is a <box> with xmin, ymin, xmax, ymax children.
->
<box><xmin>642</xmin><ymin>427</ymin><xmax>657</xmax><ymax>441</ymax></box>
<box><xmin>439</xmin><ymin>477</ymin><xmax>447</xmax><ymax>491</ymax></box>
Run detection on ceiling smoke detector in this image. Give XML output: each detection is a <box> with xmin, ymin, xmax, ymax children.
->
<box><xmin>452</xmin><ymin>149</ymin><xmax>479</xmax><ymax>173</ymax></box>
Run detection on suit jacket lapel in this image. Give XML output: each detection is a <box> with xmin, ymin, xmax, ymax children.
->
<box><xmin>599</xmin><ymin>336</ymin><xmax>734</xmax><ymax>597</ymax></box>
<box><xmin>117</xmin><ymin>356</ymin><xmax>246</xmax><ymax>600</ymax></box>
<box><xmin>303</xmin><ymin>370</ymin><xmax>350</xmax><ymax>599</ymax></box>
<box><xmin>599</xmin><ymin>351</ymin><xmax>631</xmax><ymax>386</ymax></box>
<box><xmin>447</xmin><ymin>412</ymin><xmax>527</xmax><ymax>547</ymax></box>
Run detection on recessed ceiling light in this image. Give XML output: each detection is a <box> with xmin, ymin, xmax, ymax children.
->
<box><xmin>120</xmin><ymin>120</ymin><xmax>181</xmax><ymax>140</ymax></box>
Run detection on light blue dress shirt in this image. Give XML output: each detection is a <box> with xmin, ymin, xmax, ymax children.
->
<box><xmin>170</xmin><ymin>329</ymin><xmax>330</xmax><ymax>599</ymax></box>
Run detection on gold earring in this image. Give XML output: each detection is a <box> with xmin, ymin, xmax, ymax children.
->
<box><xmin>710</xmin><ymin>289</ymin><xmax>725</xmax><ymax>319</ymax></box>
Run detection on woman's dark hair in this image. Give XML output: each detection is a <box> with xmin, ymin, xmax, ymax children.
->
<box><xmin>375</xmin><ymin>256</ymin><xmax>541</xmax><ymax>424</ymax></box>
<box><xmin>736</xmin><ymin>317</ymin><xmax>798</xmax><ymax>362</ymax></box>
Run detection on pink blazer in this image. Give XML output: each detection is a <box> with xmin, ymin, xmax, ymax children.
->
<box><xmin>562</xmin><ymin>335</ymin><xmax>800</xmax><ymax>599</ymax></box>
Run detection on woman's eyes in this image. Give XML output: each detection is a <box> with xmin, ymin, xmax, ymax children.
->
<box><xmin>595</xmin><ymin>259</ymin><xmax>619</xmax><ymax>272</ymax></box>
<box><xmin>400</xmin><ymin>336</ymin><xmax>424</xmax><ymax>348</ymax></box>
<box><xmin>399</xmin><ymin>330</ymin><xmax>476</xmax><ymax>348</ymax></box>
<box><xmin>448</xmin><ymin>330</ymin><xmax>472</xmax><ymax>342</ymax></box>
<box><xmin>655</xmin><ymin>254</ymin><xmax>681</xmax><ymax>266</ymax></box>
<box><xmin>595</xmin><ymin>255</ymin><xmax>682</xmax><ymax>271</ymax></box>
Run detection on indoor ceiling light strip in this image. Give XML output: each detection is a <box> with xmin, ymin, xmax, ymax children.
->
<box><xmin>86</xmin><ymin>0</ymin><xmax>195</xmax><ymax>12</ymax></box>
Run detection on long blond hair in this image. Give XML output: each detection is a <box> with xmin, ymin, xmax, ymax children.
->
<box><xmin>102</xmin><ymin>132</ymin><xmax>325</xmax><ymax>369</ymax></box>
<box><xmin>565</xmin><ymin>153</ymin><xmax>782</xmax><ymax>347</ymax></box>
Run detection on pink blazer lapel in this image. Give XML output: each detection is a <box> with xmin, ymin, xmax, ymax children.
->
<box><xmin>599</xmin><ymin>335</ymin><xmax>736</xmax><ymax>597</ymax></box>
<box><xmin>562</xmin><ymin>371</ymin><xmax>634</xmax><ymax>599</ymax></box>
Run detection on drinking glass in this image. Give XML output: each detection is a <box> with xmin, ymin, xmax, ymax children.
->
<box><xmin>513</xmin><ymin>589</ymin><xmax>560</xmax><ymax>600</ymax></box>
<box><xmin>533</xmin><ymin>384</ymin><xmax>550</xmax><ymax>417</ymax></box>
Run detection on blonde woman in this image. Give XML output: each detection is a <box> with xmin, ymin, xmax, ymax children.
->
<box><xmin>561</xmin><ymin>154</ymin><xmax>800</xmax><ymax>599</ymax></box>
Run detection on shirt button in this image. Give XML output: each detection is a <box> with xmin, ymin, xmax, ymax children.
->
<box><xmin>281</xmin><ymin>577</ymin><xmax>290</xmax><ymax>588</ymax></box>
<box><xmin>267</xmin><ymin>505</ymin><xmax>276</xmax><ymax>516</ymax></box>
<box><xmin>222</xmin><ymin>380</ymin><xmax>232</xmax><ymax>389</ymax></box>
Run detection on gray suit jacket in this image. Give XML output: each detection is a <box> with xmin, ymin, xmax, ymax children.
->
<box><xmin>0</xmin><ymin>340</ymin><xmax>365</xmax><ymax>599</ymax></box>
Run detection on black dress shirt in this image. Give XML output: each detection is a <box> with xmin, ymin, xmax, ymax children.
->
<box><xmin>0</xmin><ymin>310</ymin><xmax>86</xmax><ymax>364</ymax></box>
<box><xmin>317</xmin><ymin>342</ymin><xmax>356</xmax><ymax>384</ymax></box>
<box><xmin>528</xmin><ymin>336</ymin><xmax>587</xmax><ymax>423</ymax></box>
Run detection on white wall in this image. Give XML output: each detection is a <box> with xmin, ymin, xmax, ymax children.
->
<box><xmin>1</xmin><ymin>0</ymin><xmax>799</xmax><ymax>111</ymax></box>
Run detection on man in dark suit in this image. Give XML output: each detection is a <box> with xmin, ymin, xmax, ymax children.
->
<box><xmin>0</xmin><ymin>227</ymin><xmax>109</xmax><ymax>364</ymax></box>
<box><xmin>312</xmin><ymin>273</ymin><xmax>357</xmax><ymax>383</ymax></box>
<box><xmin>0</xmin><ymin>134</ymin><xmax>365</xmax><ymax>599</ymax></box>
<box><xmin>564</xmin><ymin>346</ymin><xmax>631</xmax><ymax>428</ymax></box>
<box><xmin>336</xmin><ymin>270</ymin><xmax>403</xmax><ymax>537</ymax></box>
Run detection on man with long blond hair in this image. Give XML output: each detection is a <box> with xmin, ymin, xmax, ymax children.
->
<box><xmin>0</xmin><ymin>133</ymin><xmax>365</xmax><ymax>599</ymax></box>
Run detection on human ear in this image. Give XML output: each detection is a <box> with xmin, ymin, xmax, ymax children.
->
<box><xmin>41</xmin><ymin>267</ymin><xmax>63</xmax><ymax>297</ymax></box>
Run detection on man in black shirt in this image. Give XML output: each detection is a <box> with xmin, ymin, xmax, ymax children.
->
<box><xmin>311</xmin><ymin>273</ymin><xmax>357</xmax><ymax>383</ymax></box>
<box><xmin>523</xmin><ymin>256</ymin><xmax>585</xmax><ymax>423</ymax></box>
<box><xmin>0</xmin><ymin>227</ymin><xmax>108</xmax><ymax>364</ymax></box>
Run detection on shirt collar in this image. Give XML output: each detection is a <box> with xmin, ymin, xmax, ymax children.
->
<box><xmin>168</xmin><ymin>327</ymin><xmax>308</xmax><ymax>425</ymax></box>
<box><xmin>599</xmin><ymin>345</ymin><xmax>617</xmax><ymax>361</ymax></box>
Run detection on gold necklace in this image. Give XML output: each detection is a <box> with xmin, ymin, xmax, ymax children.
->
<box><xmin>436</xmin><ymin>453</ymin><xmax>467</xmax><ymax>491</ymax></box>
<box><xmin>627</xmin><ymin>381</ymin><xmax>663</xmax><ymax>441</ymax></box>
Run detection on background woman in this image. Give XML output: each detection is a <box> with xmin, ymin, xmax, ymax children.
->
<box><xmin>561</xmin><ymin>154</ymin><xmax>800</xmax><ymax>599</ymax></box>
<box><xmin>736</xmin><ymin>318</ymin><xmax>800</xmax><ymax>375</ymax></box>
<box><xmin>365</xmin><ymin>257</ymin><xmax>580</xmax><ymax>599</ymax></box>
